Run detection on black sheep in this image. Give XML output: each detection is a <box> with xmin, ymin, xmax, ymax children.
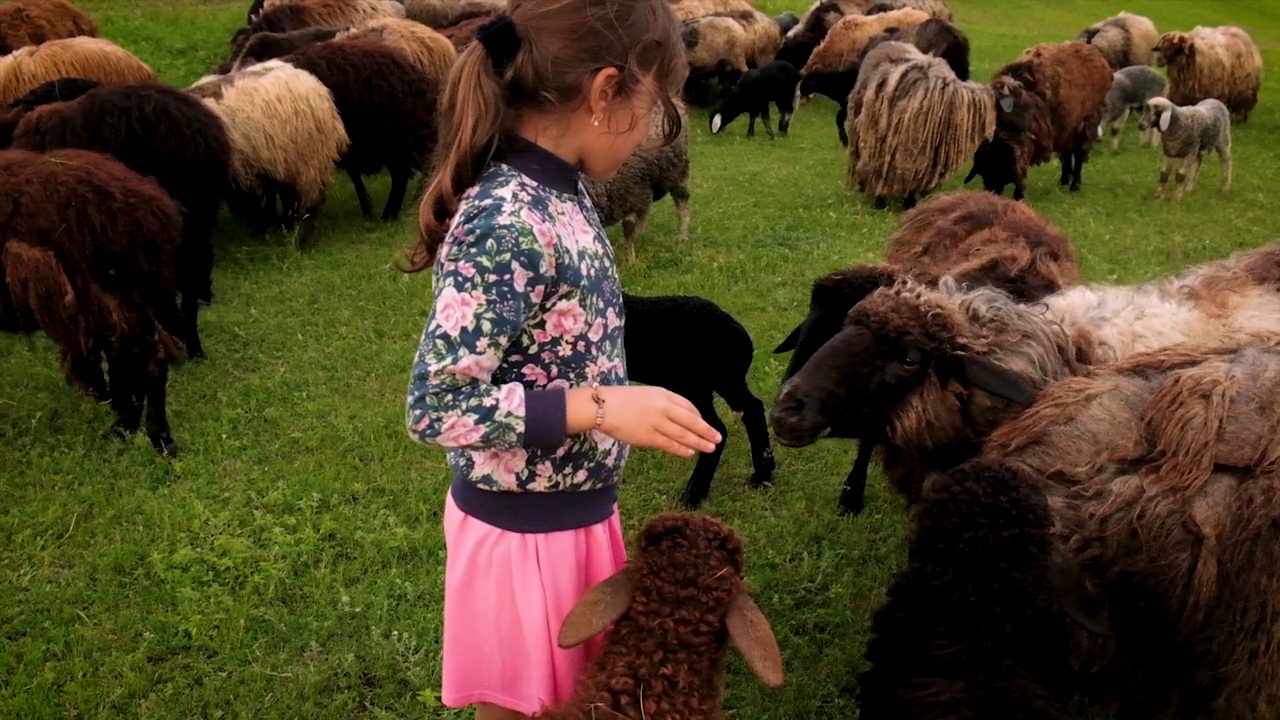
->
<box><xmin>283</xmin><ymin>38</ymin><xmax>439</xmax><ymax>221</ymax></box>
<box><xmin>709</xmin><ymin>60</ymin><xmax>800</xmax><ymax>138</ymax></box>
<box><xmin>857</xmin><ymin>458</ymin><xmax>1100</xmax><ymax>720</ymax></box>
<box><xmin>0</xmin><ymin>76</ymin><xmax>100</xmax><ymax>147</ymax></box>
<box><xmin>10</xmin><ymin>82</ymin><xmax>233</xmax><ymax>358</ymax></box>
<box><xmin>622</xmin><ymin>293</ymin><xmax>775</xmax><ymax>509</ymax></box>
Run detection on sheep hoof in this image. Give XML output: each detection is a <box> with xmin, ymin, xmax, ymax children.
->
<box><xmin>150</xmin><ymin>433</ymin><xmax>178</xmax><ymax>457</ymax></box>
<box><xmin>836</xmin><ymin>497</ymin><xmax>865</xmax><ymax>517</ymax></box>
<box><xmin>678</xmin><ymin>487</ymin><xmax>707</xmax><ymax>510</ymax></box>
<box><xmin>873</xmin><ymin>196</ymin><xmax>888</xmax><ymax>210</ymax></box>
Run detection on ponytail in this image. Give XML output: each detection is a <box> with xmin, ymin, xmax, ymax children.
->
<box><xmin>403</xmin><ymin>41</ymin><xmax>509</xmax><ymax>273</ymax></box>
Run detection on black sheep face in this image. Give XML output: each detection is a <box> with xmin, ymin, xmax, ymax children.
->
<box><xmin>965</xmin><ymin>139</ymin><xmax>1021</xmax><ymax>195</ymax></box>
<box><xmin>773</xmin><ymin>265</ymin><xmax>901</xmax><ymax>382</ymax></box>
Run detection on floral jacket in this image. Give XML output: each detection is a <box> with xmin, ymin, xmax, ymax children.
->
<box><xmin>406</xmin><ymin>138</ymin><xmax>629</xmax><ymax>533</ymax></box>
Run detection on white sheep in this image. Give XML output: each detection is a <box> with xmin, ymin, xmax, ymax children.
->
<box><xmin>1097</xmin><ymin>64</ymin><xmax>1168</xmax><ymax>151</ymax></box>
<box><xmin>1138</xmin><ymin>96</ymin><xmax>1231</xmax><ymax>201</ymax></box>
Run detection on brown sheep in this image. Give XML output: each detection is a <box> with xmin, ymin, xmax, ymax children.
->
<box><xmin>0</xmin><ymin>36</ymin><xmax>155</xmax><ymax>105</ymax></box>
<box><xmin>772</xmin><ymin>190</ymin><xmax>1080</xmax><ymax>515</ymax></box>
<box><xmin>0</xmin><ymin>148</ymin><xmax>186</xmax><ymax>455</ymax></box>
<box><xmin>336</xmin><ymin>17</ymin><xmax>456</xmax><ymax>82</ymax></box>
<box><xmin>230</xmin><ymin>0</ymin><xmax>403</xmax><ymax>60</ymax></box>
<box><xmin>1155</xmin><ymin>26</ymin><xmax>1264</xmax><ymax>124</ymax></box>
<box><xmin>1077</xmin><ymin>11</ymin><xmax>1159</xmax><ymax>70</ymax></box>
<box><xmin>0</xmin><ymin>0</ymin><xmax>97</xmax><ymax>56</ymax></box>
<box><xmin>673</xmin><ymin>0</ymin><xmax>753</xmax><ymax>22</ymax></box>
<box><xmin>799</xmin><ymin>6</ymin><xmax>928</xmax><ymax>76</ymax></box>
<box><xmin>533</xmin><ymin>512</ymin><xmax>784</xmax><ymax>719</ymax></box>
<box><xmin>769</xmin><ymin>240</ymin><xmax>1280</xmax><ymax>513</ymax></box>
<box><xmin>713</xmin><ymin>8</ymin><xmax>780</xmax><ymax>67</ymax></box>
<box><xmin>228</xmin><ymin>25</ymin><xmax>347</xmax><ymax>72</ymax></box>
<box><xmin>439</xmin><ymin>10</ymin><xmax>494</xmax><ymax>52</ymax></box>
<box><xmin>400</xmin><ymin>0</ymin><xmax>502</xmax><ymax>28</ymax></box>
<box><xmin>965</xmin><ymin>41</ymin><xmax>1112</xmax><ymax>199</ymax></box>
<box><xmin>845</xmin><ymin>40</ymin><xmax>994</xmax><ymax>209</ymax></box>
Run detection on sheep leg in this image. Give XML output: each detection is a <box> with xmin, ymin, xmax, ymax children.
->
<box><xmin>381</xmin><ymin>167</ymin><xmax>411</xmax><ymax>221</ymax></box>
<box><xmin>717</xmin><ymin>380</ymin><xmax>774</xmax><ymax>488</ymax></box>
<box><xmin>903</xmin><ymin>193</ymin><xmax>918</xmax><ymax>210</ymax></box>
<box><xmin>747</xmin><ymin>111</ymin><xmax>757</xmax><ymax>138</ymax></box>
<box><xmin>179</xmin><ymin>290</ymin><xmax>204</xmax><ymax>360</ymax></box>
<box><xmin>142</xmin><ymin>352</ymin><xmax>176</xmax><ymax>457</ymax></box>
<box><xmin>678</xmin><ymin>394</ymin><xmax>728</xmax><ymax>509</ymax></box>
<box><xmin>1111</xmin><ymin>108</ymin><xmax>1130</xmax><ymax>151</ymax></box>
<box><xmin>761</xmin><ymin>105</ymin><xmax>775</xmax><ymax>139</ymax></box>
<box><xmin>1058</xmin><ymin>154</ymin><xmax>1071</xmax><ymax>186</ymax></box>
<box><xmin>1185</xmin><ymin>152</ymin><xmax>1204</xmax><ymax>193</ymax></box>
<box><xmin>1173</xmin><ymin>156</ymin><xmax>1193</xmax><ymax>201</ymax></box>
<box><xmin>1012</xmin><ymin>171</ymin><xmax>1026</xmax><ymax>201</ymax></box>
<box><xmin>672</xmin><ymin>184</ymin><xmax>691</xmax><ymax>241</ymax></box>
<box><xmin>1155</xmin><ymin>156</ymin><xmax>1173</xmax><ymax>198</ymax></box>
<box><xmin>67</xmin><ymin>349</ymin><xmax>109</xmax><ymax>402</ymax></box>
<box><xmin>836</xmin><ymin>105</ymin><xmax>849</xmax><ymax>147</ymax></box>
<box><xmin>105</xmin><ymin>345</ymin><xmax>144</xmax><ymax>440</ymax></box>
<box><xmin>346</xmin><ymin>168</ymin><xmax>375</xmax><ymax>218</ymax></box>
<box><xmin>621</xmin><ymin>214</ymin><xmax>639</xmax><ymax>262</ymax></box>
<box><xmin>278</xmin><ymin>183</ymin><xmax>301</xmax><ymax>233</ymax></box>
<box><xmin>837</xmin><ymin>438</ymin><xmax>875</xmax><ymax>517</ymax></box>
<box><xmin>1219</xmin><ymin>143</ymin><xmax>1232</xmax><ymax>192</ymax></box>
<box><xmin>1069</xmin><ymin>149</ymin><xmax>1084</xmax><ymax>192</ymax></box>
<box><xmin>298</xmin><ymin>191</ymin><xmax>326</xmax><ymax>250</ymax></box>
<box><xmin>873</xmin><ymin>196</ymin><xmax>888</xmax><ymax>210</ymax></box>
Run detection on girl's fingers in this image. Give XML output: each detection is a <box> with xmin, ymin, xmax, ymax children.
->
<box><xmin>667</xmin><ymin>406</ymin><xmax>722</xmax><ymax>445</ymax></box>
<box><xmin>659</xmin><ymin>419</ymin><xmax>718</xmax><ymax>454</ymax></box>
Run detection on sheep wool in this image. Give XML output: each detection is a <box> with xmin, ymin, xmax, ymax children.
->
<box><xmin>0</xmin><ymin>0</ymin><xmax>98</xmax><ymax>56</ymax></box>
<box><xmin>673</xmin><ymin>0</ymin><xmax>753</xmax><ymax>23</ymax></box>
<box><xmin>846</xmin><ymin>41</ymin><xmax>995</xmax><ymax>205</ymax></box>
<box><xmin>715</xmin><ymin>8</ymin><xmax>781</xmax><ymax>67</ymax></box>
<box><xmin>260</xmin><ymin>0</ymin><xmax>404</xmax><ymax>22</ymax></box>
<box><xmin>1156</xmin><ymin>25</ymin><xmax>1263</xmax><ymax>124</ymax></box>
<box><xmin>683</xmin><ymin>15</ymin><xmax>749</xmax><ymax>77</ymax></box>
<box><xmin>1098</xmin><ymin>64</ymin><xmax>1168</xmax><ymax>151</ymax></box>
<box><xmin>1139</xmin><ymin>96</ymin><xmax>1232</xmax><ymax>201</ymax></box>
<box><xmin>400</xmin><ymin>0</ymin><xmax>502</xmax><ymax>28</ymax></box>
<box><xmin>801</xmin><ymin>6</ymin><xmax>928</xmax><ymax>76</ymax></box>
<box><xmin>336</xmin><ymin>17</ymin><xmax>456</xmax><ymax>82</ymax></box>
<box><xmin>438</xmin><ymin>11</ymin><xmax>493</xmax><ymax>51</ymax></box>
<box><xmin>1078</xmin><ymin>11</ymin><xmax>1159</xmax><ymax>70</ymax></box>
<box><xmin>0</xmin><ymin>36</ymin><xmax>154</xmax><ymax>105</ymax></box>
<box><xmin>229</xmin><ymin>26</ymin><xmax>346</xmax><ymax>71</ymax></box>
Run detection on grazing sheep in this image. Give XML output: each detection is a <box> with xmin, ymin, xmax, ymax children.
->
<box><xmin>0</xmin><ymin>36</ymin><xmax>154</xmax><ymax>105</ymax></box>
<box><xmin>682</xmin><ymin>14</ymin><xmax>751</xmax><ymax>100</ymax></box>
<box><xmin>856</xmin><ymin>458</ymin><xmax>1084</xmax><ymax>720</ymax></box>
<box><xmin>0</xmin><ymin>0</ymin><xmax>97</xmax><ymax>56</ymax></box>
<box><xmin>336</xmin><ymin>17</ymin><xmax>456</xmax><ymax>81</ymax></box>
<box><xmin>714</xmin><ymin>8</ymin><xmax>781</xmax><ymax>68</ymax></box>
<box><xmin>1137</xmin><ymin>96</ymin><xmax>1231</xmax><ymax>201</ymax></box>
<box><xmin>1098</xmin><ymin>64</ymin><xmax>1168</xmax><ymax>151</ymax></box>
<box><xmin>231</xmin><ymin>0</ymin><xmax>403</xmax><ymax>59</ymax></box>
<box><xmin>965</xmin><ymin>41</ymin><xmax>1112</xmax><ymax>199</ymax></box>
<box><xmin>846</xmin><ymin>40</ymin><xmax>995</xmax><ymax>209</ymax></box>
<box><xmin>9</xmin><ymin>82</ymin><xmax>234</xmax><ymax>356</ymax></box>
<box><xmin>283</xmin><ymin>38</ymin><xmax>439</xmax><ymax>221</ymax></box>
<box><xmin>400</xmin><ymin>0</ymin><xmax>501</xmax><ymax>28</ymax></box>
<box><xmin>623</xmin><ymin>293</ymin><xmax>775</xmax><ymax>508</ymax></box>
<box><xmin>672</xmin><ymin>0</ymin><xmax>754</xmax><ymax>23</ymax></box>
<box><xmin>774</xmin><ymin>0</ymin><xmax>846</xmax><ymax>71</ymax></box>
<box><xmin>535</xmin><ymin>512</ymin><xmax>784</xmax><ymax>719</ymax></box>
<box><xmin>802</xmin><ymin>17</ymin><xmax>969</xmax><ymax>147</ymax></box>
<box><xmin>0</xmin><ymin>148</ymin><xmax>186</xmax><ymax>455</ymax></box>
<box><xmin>769</xmin><ymin>240</ymin><xmax>1280</xmax><ymax>511</ymax></box>
<box><xmin>800</xmin><ymin>6</ymin><xmax>929</xmax><ymax>83</ymax></box>
<box><xmin>1077</xmin><ymin>11</ymin><xmax>1159</xmax><ymax>70</ymax></box>
<box><xmin>583</xmin><ymin>100</ymin><xmax>689</xmax><ymax>260</ymax></box>
<box><xmin>1155</xmin><ymin>26</ymin><xmax>1263</xmax><ymax>124</ymax></box>
<box><xmin>709</xmin><ymin>59</ymin><xmax>799</xmax><ymax>137</ymax></box>
<box><xmin>229</xmin><ymin>25</ymin><xmax>346</xmax><ymax>71</ymax></box>
<box><xmin>772</xmin><ymin>190</ymin><xmax>1080</xmax><ymax>514</ymax></box>
<box><xmin>189</xmin><ymin>60</ymin><xmax>350</xmax><ymax>248</ymax></box>
<box><xmin>0</xmin><ymin>75</ymin><xmax>98</xmax><ymax>145</ymax></box>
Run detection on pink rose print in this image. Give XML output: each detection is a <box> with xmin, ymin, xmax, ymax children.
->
<box><xmin>530</xmin><ymin>285</ymin><xmax>545</xmax><ymax>303</ymax></box>
<box><xmin>497</xmin><ymin>383</ymin><xmax>525</xmax><ymax>415</ymax></box>
<box><xmin>606</xmin><ymin>308</ymin><xmax>620</xmax><ymax>330</ymax></box>
<box><xmin>587</xmin><ymin>319</ymin><xmax>604</xmax><ymax>342</ymax></box>
<box><xmin>457</xmin><ymin>260</ymin><xmax>476</xmax><ymax>277</ymax></box>
<box><xmin>512</xmin><ymin>262</ymin><xmax>533</xmax><ymax>292</ymax></box>
<box><xmin>437</xmin><ymin>416</ymin><xmax>485</xmax><ymax>447</ymax></box>
<box><xmin>544</xmin><ymin>299</ymin><xmax>586</xmax><ymax>338</ymax></box>
<box><xmin>521</xmin><ymin>208</ymin><xmax>558</xmax><ymax>255</ymax></box>
<box><xmin>473</xmin><ymin>448</ymin><xmax>527</xmax><ymax>489</ymax></box>
<box><xmin>434</xmin><ymin>286</ymin><xmax>479</xmax><ymax>336</ymax></box>
<box><xmin>412</xmin><ymin>414</ymin><xmax>430</xmax><ymax>432</ymax></box>
<box><xmin>533</xmin><ymin>329</ymin><xmax>551</xmax><ymax>345</ymax></box>
<box><xmin>521</xmin><ymin>364</ymin><xmax>549</xmax><ymax>385</ymax></box>
<box><xmin>451</xmin><ymin>352</ymin><xmax>499</xmax><ymax>381</ymax></box>
<box><xmin>532</xmin><ymin>461</ymin><xmax>554</xmax><ymax>490</ymax></box>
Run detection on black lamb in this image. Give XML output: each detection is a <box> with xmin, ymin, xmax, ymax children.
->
<box><xmin>622</xmin><ymin>292</ymin><xmax>775</xmax><ymax>509</ymax></box>
<box><xmin>709</xmin><ymin>60</ymin><xmax>801</xmax><ymax>138</ymax></box>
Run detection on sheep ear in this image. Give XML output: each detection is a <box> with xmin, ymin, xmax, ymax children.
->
<box><xmin>710</xmin><ymin>112</ymin><xmax>723</xmax><ymax>134</ymax></box>
<box><xmin>557</xmin><ymin>568</ymin><xmax>635</xmax><ymax>649</ymax></box>
<box><xmin>959</xmin><ymin>355</ymin><xmax>1039</xmax><ymax>406</ymax></box>
<box><xmin>726</xmin><ymin>592</ymin><xmax>784</xmax><ymax>688</ymax></box>
<box><xmin>998</xmin><ymin>95</ymin><xmax>1015</xmax><ymax>114</ymax></box>
<box><xmin>1158</xmin><ymin>108</ymin><xmax>1171</xmax><ymax>133</ymax></box>
<box><xmin>1048</xmin><ymin>549</ymin><xmax>1107</xmax><ymax>636</ymax></box>
<box><xmin>773</xmin><ymin>325</ymin><xmax>801</xmax><ymax>354</ymax></box>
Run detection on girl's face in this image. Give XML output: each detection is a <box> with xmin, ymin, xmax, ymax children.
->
<box><xmin>578</xmin><ymin>73</ymin><xmax>664</xmax><ymax>181</ymax></box>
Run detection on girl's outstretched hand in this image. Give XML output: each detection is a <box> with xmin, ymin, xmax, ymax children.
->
<box><xmin>567</xmin><ymin>385</ymin><xmax>722</xmax><ymax>457</ymax></box>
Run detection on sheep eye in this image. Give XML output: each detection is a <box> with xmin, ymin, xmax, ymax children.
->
<box><xmin>899</xmin><ymin>350</ymin><xmax>922</xmax><ymax>368</ymax></box>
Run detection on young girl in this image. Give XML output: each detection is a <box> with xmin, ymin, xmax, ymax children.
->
<box><xmin>403</xmin><ymin>2</ymin><xmax>722</xmax><ymax>718</ymax></box>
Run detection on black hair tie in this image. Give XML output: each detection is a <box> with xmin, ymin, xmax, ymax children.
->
<box><xmin>477</xmin><ymin>13</ymin><xmax>522</xmax><ymax>74</ymax></box>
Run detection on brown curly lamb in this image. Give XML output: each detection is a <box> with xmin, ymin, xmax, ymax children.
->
<box><xmin>536</xmin><ymin>512</ymin><xmax>784</xmax><ymax>719</ymax></box>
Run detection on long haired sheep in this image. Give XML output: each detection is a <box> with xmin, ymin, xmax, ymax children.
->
<box><xmin>282</xmin><ymin>38</ymin><xmax>438</xmax><ymax>221</ymax></box>
<box><xmin>1138</xmin><ymin>96</ymin><xmax>1232</xmax><ymax>201</ymax></box>
<box><xmin>769</xmin><ymin>240</ymin><xmax>1280</xmax><ymax>510</ymax></box>
<box><xmin>0</xmin><ymin>0</ymin><xmax>97</xmax><ymax>56</ymax></box>
<box><xmin>0</xmin><ymin>148</ymin><xmax>186</xmax><ymax>455</ymax></box>
<box><xmin>1155</xmin><ymin>26</ymin><xmax>1263</xmax><ymax>124</ymax></box>
<box><xmin>1098</xmin><ymin>64</ymin><xmax>1168</xmax><ymax>151</ymax></box>
<box><xmin>772</xmin><ymin>190</ymin><xmax>1080</xmax><ymax>514</ymax></box>
<box><xmin>231</xmin><ymin>0</ymin><xmax>404</xmax><ymax>59</ymax></box>
<box><xmin>846</xmin><ymin>40</ymin><xmax>995</xmax><ymax>209</ymax></box>
<box><xmin>1077</xmin><ymin>11</ymin><xmax>1159</xmax><ymax>70</ymax></box>
<box><xmin>400</xmin><ymin>0</ymin><xmax>501</xmax><ymax>28</ymax></box>
<box><xmin>534</xmin><ymin>512</ymin><xmax>784</xmax><ymax>719</ymax></box>
<box><xmin>9</xmin><ymin>82</ymin><xmax>233</xmax><ymax>357</ymax></box>
<box><xmin>0</xmin><ymin>36</ymin><xmax>154</xmax><ymax>105</ymax></box>
<box><xmin>228</xmin><ymin>25</ymin><xmax>346</xmax><ymax>71</ymax></box>
<box><xmin>0</xmin><ymin>75</ymin><xmax>98</xmax><ymax>146</ymax></box>
<box><xmin>189</xmin><ymin>60</ymin><xmax>350</xmax><ymax>248</ymax></box>
<box><xmin>336</xmin><ymin>17</ymin><xmax>456</xmax><ymax>81</ymax></box>
<box><xmin>965</xmin><ymin>41</ymin><xmax>1112</xmax><ymax>200</ymax></box>
<box><xmin>800</xmin><ymin>6</ymin><xmax>928</xmax><ymax>82</ymax></box>
<box><xmin>438</xmin><ymin>10</ymin><xmax>496</xmax><ymax>52</ymax></box>
<box><xmin>713</xmin><ymin>8</ymin><xmax>781</xmax><ymax>67</ymax></box>
<box><xmin>682</xmin><ymin>14</ymin><xmax>750</xmax><ymax>100</ymax></box>
<box><xmin>672</xmin><ymin>0</ymin><xmax>753</xmax><ymax>22</ymax></box>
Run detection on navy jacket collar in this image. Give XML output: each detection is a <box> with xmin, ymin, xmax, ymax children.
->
<box><xmin>494</xmin><ymin>136</ymin><xmax>582</xmax><ymax>196</ymax></box>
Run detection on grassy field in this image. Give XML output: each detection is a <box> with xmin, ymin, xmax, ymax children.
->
<box><xmin>2</xmin><ymin>0</ymin><xmax>1279</xmax><ymax>717</ymax></box>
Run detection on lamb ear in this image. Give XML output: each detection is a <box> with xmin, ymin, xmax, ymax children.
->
<box><xmin>557</xmin><ymin>568</ymin><xmax>635</xmax><ymax>649</ymax></box>
<box><xmin>998</xmin><ymin>95</ymin><xmax>1015</xmax><ymax>114</ymax></box>
<box><xmin>773</xmin><ymin>325</ymin><xmax>801</xmax><ymax>354</ymax></box>
<box><xmin>1158</xmin><ymin>108</ymin><xmax>1171</xmax><ymax>133</ymax></box>
<box><xmin>726</xmin><ymin>592</ymin><xmax>785</xmax><ymax>688</ymax></box>
<box><xmin>1048</xmin><ymin>549</ymin><xmax>1107</xmax><ymax>636</ymax></box>
<box><xmin>710</xmin><ymin>112</ymin><xmax>723</xmax><ymax>134</ymax></box>
<box><xmin>959</xmin><ymin>355</ymin><xmax>1040</xmax><ymax>406</ymax></box>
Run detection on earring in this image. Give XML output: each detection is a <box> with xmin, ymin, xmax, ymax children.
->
<box><xmin>592</xmin><ymin>114</ymin><xmax>602</xmax><ymax>127</ymax></box>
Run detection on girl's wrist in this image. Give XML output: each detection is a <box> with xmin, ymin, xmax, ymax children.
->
<box><xmin>565</xmin><ymin>386</ymin><xmax>609</xmax><ymax>435</ymax></box>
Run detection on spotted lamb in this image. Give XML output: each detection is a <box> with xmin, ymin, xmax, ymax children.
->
<box><xmin>1137</xmin><ymin>96</ymin><xmax>1231</xmax><ymax>201</ymax></box>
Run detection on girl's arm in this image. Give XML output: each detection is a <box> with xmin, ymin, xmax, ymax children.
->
<box><xmin>406</xmin><ymin>215</ymin><xmax>564</xmax><ymax>452</ymax></box>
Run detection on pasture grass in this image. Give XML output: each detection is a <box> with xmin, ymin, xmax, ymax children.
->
<box><xmin>2</xmin><ymin>0</ymin><xmax>1279</xmax><ymax>716</ymax></box>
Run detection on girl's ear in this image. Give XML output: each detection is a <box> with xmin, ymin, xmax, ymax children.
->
<box><xmin>586</xmin><ymin>67</ymin><xmax>625</xmax><ymax>119</ymax></box>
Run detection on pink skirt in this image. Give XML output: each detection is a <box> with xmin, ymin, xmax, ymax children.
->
<box><xmin>441</xmin><ymin>491</ymin><xmax>628</xmax><ymax>715</ymax></box>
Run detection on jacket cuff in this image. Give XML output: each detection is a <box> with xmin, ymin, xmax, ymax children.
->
<box><xmin>523</xmin><ymin>387</ymin><xmax>567</xmax><ymax>450</ymax></box>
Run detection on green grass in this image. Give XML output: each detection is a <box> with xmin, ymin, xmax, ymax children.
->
<box><xmin>2</xmin><ymin>0</ymin><xmax>1279</xmax><ymax>716</ymax></box>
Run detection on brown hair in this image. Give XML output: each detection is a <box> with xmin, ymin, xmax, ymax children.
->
<box><xmin>403</xmin><ymin>0</ymin><xmax>688</xmax><ymax>273</ymax></box>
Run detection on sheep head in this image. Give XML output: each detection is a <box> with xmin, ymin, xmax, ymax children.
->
<box><xmin>557</xmin><ymin>512</ymin><xmax>785</xmax><ymax>688</ymax></box>
<box><xmin>770</xmin><ymin>277</ymin><xmax>1073</xmax><ymax>459</ymax></box>
<box><xmin>1138</xmin><ymin>96</ymin><xmax>1175</xmax><ymax>133</ymax></box>
<box><xmin>1154</xmin><ymin>32</ymin><xmax>1193</xmax><ymax>68</ymax></box>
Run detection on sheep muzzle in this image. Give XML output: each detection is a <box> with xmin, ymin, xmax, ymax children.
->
<box><xmin>770</xmin><ymin>324</ymin><xmax>880</xmax><ymax>447</ymax></box>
